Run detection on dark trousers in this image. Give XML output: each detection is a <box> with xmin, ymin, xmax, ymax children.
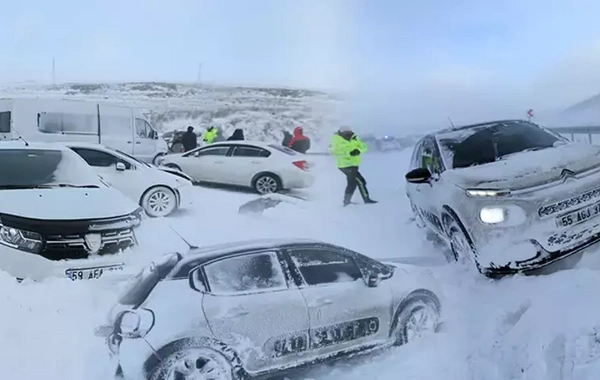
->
<box><xmin>339</xmin><ymin>166</ymin><xmax>370</xmax><ymax>204</ymax></box>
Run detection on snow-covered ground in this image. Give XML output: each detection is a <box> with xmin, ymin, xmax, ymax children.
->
<box><xmin>6</xmin><ymin>149</ymin><xmax>600</xmax><ymax>380</ymax></box>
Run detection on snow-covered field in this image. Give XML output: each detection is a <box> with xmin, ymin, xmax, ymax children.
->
<box><xmin>6</xmin><ymin>148</ymin><xmax>600</xmax><ymax>379</ymax></box>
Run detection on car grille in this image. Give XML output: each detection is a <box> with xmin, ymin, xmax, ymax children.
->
<box><xmin>538</xmin><ymin>185</ymin><xmax>600</xmax><ymax>217</ymax></box>
<box><xmin>42</xmin><ymin>229</ymin><xmax>136</xmax><ymax>260</ymax></box>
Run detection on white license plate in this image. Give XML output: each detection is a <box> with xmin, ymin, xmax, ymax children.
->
<box><xmin>556</xmin><ymin>202</ymin><xmax>600</xmax><ymax>228</ymax></box>
<box><xmin>65</xmin><ymin>264</ymin><xmax>124</xmax><ymax>281</ymax></box>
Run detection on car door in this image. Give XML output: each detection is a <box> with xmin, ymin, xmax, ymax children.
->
<box><xmin>69</xmin><ymin>147</ymin><xmax>140</xmax><ymax>200</ymax></box>
<box><xmin>284</xmin><ymin>246</ymin><xmax>393</xmax><ymax>359</ymax></box>
<box><xmin>226</xmin><ymin>145</ymin><xmax>271</xmax><ymax>185</ymax></box>
<box><xmin>407</xmin><ymin>136</ymin><xmax>445</xmax><ymax>234</ymax></box>
<box><xmin>199</xmin><ymin>250</ymin><xmax>311</xmax><ymax>375</ymax></box>
<box><xmin>178</xmin><ymin>145</ymin><xmax>232</xmax><ymax>182</ymax></box>
<box><xmin>133</xmin><ymin>118</ymin><xmax>156</xmax><ymax>162</ymax></box>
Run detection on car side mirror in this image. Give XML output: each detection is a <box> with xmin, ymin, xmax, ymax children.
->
<box><xmin>189</xmin><ymin>267</ymin><xmax>207</xmax><ymax>293</ymax></box>
<box><xmin>116</xmin><ymin>162</ymin><xmax>126</xmax><ymax>171</ymax></box>
<box><xmin>365</xmin><ymin>273</ymin><xmax>381</xmax><ymax>288</ymax></box>
<box><xmin>405</xmin><ymin>167</ymin><xmax>431</xmax><ymax>184</ymax></box>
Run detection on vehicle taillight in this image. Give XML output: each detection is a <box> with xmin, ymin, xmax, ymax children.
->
<box><xmin>292</xmin><ymin>160</ymin><xmax>309</xmax><ymax>171</ymax></box>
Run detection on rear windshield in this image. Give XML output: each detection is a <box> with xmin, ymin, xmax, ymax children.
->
<box><xmin>0</xmin><ymin>149</ymin><xmax>102</xmax><ymax>188</ymax></box>
<box><xmin>437</xmin><ymin>121</ymin><xmax>564</xmax><ymax>169</ymax></box>
<box><xmin>268</xmin><ymin>144</ymin><xmax>297</xmax><ymax>155</ymax></box>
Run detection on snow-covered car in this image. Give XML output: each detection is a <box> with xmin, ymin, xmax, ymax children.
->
<box><xmin>405</xmin><ymin>119</ymin><xmax>600</xmax><ymax>276</ymax></box>
<box><xmin>64</xmin><ymin>142</ymin><xmax>194</xmax><ymax>217</ymax></box>
<box><xmin>157</xmin><ymin>141</ymin><xmax>315</xmax><ymax>194</ymax></box>
<box><xmin>97</xmin><ymin>238</ymin><xmax>441</xmax><ymax>380</ymax></box>
<box><xmin>0</xmin><ymin>142</ymin><xmax>144</xmax><ymax>281</ymax></box>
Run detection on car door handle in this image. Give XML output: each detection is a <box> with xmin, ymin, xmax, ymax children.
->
<box><xmin>214</xmin><ymin>160</ymin><xmax>224</xmax><ymax>164</ymax></box>
<box><xmin>135</xmin><ymin>142</ymin><xmax>141</xmax><ymax>145</ymax></box>
<box><xmin>313</xmin><ymin>298</ymin><xmax>333</xmax><ymax>307</ymax></box>
<box><xmin>227</xmin><ymin>307</ymin><xmax>249</xmax><ymax>318</ymax></box>
<box><xmin>126</xmin><ymin>141</ymin><xmax>132</xmax><ymax>144</ymax></box>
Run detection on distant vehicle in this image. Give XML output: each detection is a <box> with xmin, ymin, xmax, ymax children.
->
<box><xmin>405</xmin><ymin>119</ymin><xmax>600</xmax><ymax>276</ymax></box>
<box><xmin>0</xmin><ymin>142</ymin><xmax>143</xmax><ymax>281</ymax></box>
<box><xmin>96</xmin><ymin>238</ymin><xmax>441</xmax><ymax>380</ymax></box>
<box><xmin>158</xmin><ymin>141</ymin><xmax>315</xmax><ymax>194</ymax></box>
<box><xmin>0</xmin><ymin>97</ymin><xmax>168</xmax><ymax>164</ymax></box>
<box><xmin>65</xmin><ymin>142</ymin><xmax>194</xmax><ymax>217</ymax></box>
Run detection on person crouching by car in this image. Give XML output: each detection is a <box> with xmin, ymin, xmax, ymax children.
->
<box><xmin>288</xmin><ymin>126</ymin><xmax>311</xmax><ymax>153</ymax></box>
<box><xmin>228</xmin><ymin>128</ymin><xmax>245</xmax><ymax>141</ymax></box>
<box><xmin>182</xmin><ymin>126</ymin><xmax>198</xmax><ymax>152</ymax></box>
<box><xmin>329</xmin><ymin>126</ymin><xmax>377</xmax><ymax>206</ymax></box>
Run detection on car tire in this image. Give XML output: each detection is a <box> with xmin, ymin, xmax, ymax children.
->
<box><xmin>444</xmin><ymin>215</ymin><xmax>480</xmax><ymax>269</ymax></box>
<box><xmin>152</xmin><ymin>152</ymin><xmax>166</xmax><ymax>165</ymax></box>
<box><xmin>140</xmin><ymin>186</ymin><xmax>178</xmax><ymax>218</ymax></box>
<box><xmin>392</xmin><ymin>290</ymin><xmax>441</xmax><ymax>346</ymax></box>
<box><xmin>252</xmin><ymin>173</ymin><xmax>281</xmax><ymax>194</ymax></box>
<box><xmin>148</xmin><ymin>344</ymin><xmax>237</xmax><ymax>380</ymax></box>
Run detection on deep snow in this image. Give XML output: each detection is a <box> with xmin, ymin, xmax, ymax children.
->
<box><xmin>5</xmin><ymin>149</ymin><xmax>600</xmax><ymax>379</ymax></box>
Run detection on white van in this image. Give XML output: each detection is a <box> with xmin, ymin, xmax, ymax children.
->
<box><xmin>0</xmin><ymin>97</ymin><xmax>168</xmax><ymax>164</ymax></box>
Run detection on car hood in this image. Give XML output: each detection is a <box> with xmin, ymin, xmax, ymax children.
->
<box><xmin>446</xmin><ymin>142</ymin><xmax>600</xmax><ymax>190</ymax></box>
<box><xmin>0</xmin><ymin>188</ymin><xmax>139</xmax><ymax>220</ymax></box>
<box><xmin>157</xmin><ymin>166</ymin><xmax>194</xmax><ymax>182</ymax></box>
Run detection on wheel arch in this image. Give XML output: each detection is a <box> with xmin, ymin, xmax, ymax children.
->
<box><xmin>389</xmin><ymin>288</ymin><xmax>441</xmax><ymax>339</ymax></box>
<box><xmin>441</xmin><ymin>205</ymin><xmax>474</xmax><ymax>245</ymax></box>
<box><xmin>143</xmin><ymin>336</ymin><xmax>248</xmax><ymax>380</ymax></box>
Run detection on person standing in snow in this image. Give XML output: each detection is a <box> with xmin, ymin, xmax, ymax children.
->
<box><xmin>329</xmin><ymin>126</ymin><xmax>377</xmax><ymax>206</ymax></box>
<box><xmin>203</xmin><ymin>126</ymin><xmax>219</xmax><ymax>144</ymax></box>
<box><xmin>282</xmin><ymin>130</ymin><xmax>293</xmax><ymax>147</ymax></box>
<box><xmin>227</xmin><ymin>128</ymin><xmax>245</xmax><ymax>141</ymax></box>
<box><xmin>181</xmin><ymin>126</ymin><xmax>198</xmax><ymax>152</ymax></box>
<box><xmin>287</xmin><ymin>126</ymin><xmax>311</xmax><ymax>153</ymax></box>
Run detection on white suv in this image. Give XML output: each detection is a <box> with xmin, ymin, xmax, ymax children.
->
<box><xmin>0</xmin><ymin>142</ymin><xmax>144</xmax><ymax>281</ymax></box>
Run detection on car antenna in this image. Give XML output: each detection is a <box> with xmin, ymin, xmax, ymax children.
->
<box><xmin>11</xmin><ymin>125</ymin><xmax>29</xmax><ymax>146</ymax></box>
<box><xmin>447</xmin><ymin>116</ymin><xmax>455</xmax><ymax>128</ymax></box>
<box><xmin>169</xmin><ymin>226</ymin><xmax>199</xmax><ymax>250</ymax></box>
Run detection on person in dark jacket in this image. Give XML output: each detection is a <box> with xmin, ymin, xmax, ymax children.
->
<box><xmin>181</xmin><ymin>126</ymin><xmax>198</xmax><ymax>152</ymax></box>
<box><xmin>227</xmin><ymin>128</ymin><xmax>245</xmax><ymax>141</ymax></box>
<box><xmin>287</xmin><ymin>126</ymin><xmax>311</xmax><ymax>153</ymax></box>
<box><xmin>282</xmin><ymin>130</ymin><xmax>293</xmax><ymax>147</ymax></box>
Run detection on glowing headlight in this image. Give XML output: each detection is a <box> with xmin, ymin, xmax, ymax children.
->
<box><xmin>466</xmin><ymin>189</ymin><xmax>511</xmax><ymax>197</ymax></box>
<box><xmin>480</xmin><ymin>207</ymin><xmax>506</xmax><ymax>224</ymax></box>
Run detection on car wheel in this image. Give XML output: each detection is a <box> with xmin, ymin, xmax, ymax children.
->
<box><xmin>149</xmin><ymin>346</ymin><xmax>235</xmax><ymax>380</ymax></box>
<box><xmin>393</xmin><ymin>291</ymin><xmax>441</xmax><ymax>346</ymax></box>
<box><xmin>141</xmin><ymin>186</ymin><xmax>177</xmax><ymax>218</ymax></box>
<box><xmin>252</xmin><ymin>173</ymin><xmax>281</xmax><ymax>194</ymax></box>
<box><xmin>152</xmin><ymin>152</ymin><xmax>166</xmax><ymax>165</ymax></box>
<box><xmin>445</xmin><ymin>217</ymin><xmax>478</xmax><ymax>266</ymax></box>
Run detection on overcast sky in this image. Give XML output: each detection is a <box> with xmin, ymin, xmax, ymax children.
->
<box><xmin>2</xmin><ymin>0</ymin><xmax>600</xmax><ymax>130</ymax></box>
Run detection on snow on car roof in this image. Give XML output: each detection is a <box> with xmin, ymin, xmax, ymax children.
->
<box><xmin>0</xmin><ymin>140</ymin><xmax>72</xmax><ymax>151</ymax></box>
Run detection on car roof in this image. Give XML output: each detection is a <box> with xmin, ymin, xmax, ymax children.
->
<box><xmin>208</xmin><ymin>141</ymin><xmax>274</xmax><ymax>149</ymax></box>
<box><xmin>434</xmin><ymin>119</ymin><xmax>529</xmax><ymax>136</ymax></box>
<box><xmin>168</xmin><ymin>237</ymin><xmax>325</xmax><ymax>276</ymax></box>
<box><xmin>0</xmin><ymin>140</ymin><xmax>71</xmax><ymax>151</ymax></box>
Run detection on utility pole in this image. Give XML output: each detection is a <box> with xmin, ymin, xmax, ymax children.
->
<box><xmin>52</xmin><ymin>58</ymin><xmax>56</xmax><ymax>85</ymax></box>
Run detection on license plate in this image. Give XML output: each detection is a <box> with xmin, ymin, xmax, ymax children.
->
<box><xmin>65</xmin><ymin>264</ymin><xmax>124</xmax><ymax>281</ymax></box>
<box><xmin>556</xmin><ymin>202</ymin><xmax>600</xmax><ymax>228</ymax></box>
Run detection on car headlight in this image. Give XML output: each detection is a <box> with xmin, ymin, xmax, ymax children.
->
<box><xmin>0</xmin><ymin>221</ymin><xmax>42</xmax><ymax>253</ymax></box>
<box><xmin>466</xmin><ymin>188</ymin><xmax>511</xmax><ymax>197</ymax></box>
<box><xmin>479</xmin><ymin>205</ymin><xmax>527</xmax><ymax>226</ymax></box>
<box><xmin>115</xmin><ymin>309</ymin><xmax>155</xmax><ymax>339</ymax></box>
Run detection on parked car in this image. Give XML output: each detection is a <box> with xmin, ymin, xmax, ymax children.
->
<box><xmin>157</xmin><ymin>141</ymin><xmax>315</xmax><ymax>194</ymax></box>
<box><xmin>96</xmin><ymin>238</ymin><xmax>441</xmax><ymax>380</ymax></box>
<box><xmin>0</xmin><ymin>97</ymin><xmax>168</xmax><ymax>164</ymax></box>
<box><xmin>64</xmin><ymin>142</ymin><xmax>194</xmax><ymax>217</ymax></box>
<box><xmin>405</xmin><ymin>119</ymin><xmax>600</xmax><ymax>276</ymax></box>
<box><xmin>0</xmin><ymin>142</ymin><xmax>144</xmax><ymax>281</ymax></box>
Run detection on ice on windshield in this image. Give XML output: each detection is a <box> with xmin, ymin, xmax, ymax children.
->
<box><xmin>0</xmin><ymin>149</ymin><xmax>103</xmax><ymax>188</ymax></box>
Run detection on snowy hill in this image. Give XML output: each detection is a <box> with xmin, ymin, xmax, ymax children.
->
<box><xmin>0</xmin><ymin>82</ymin><xmax>343</xmax><ymax>149</ymax></box>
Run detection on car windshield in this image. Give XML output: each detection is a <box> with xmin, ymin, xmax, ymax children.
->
<box><xmin>118</xmin><ymin>252</ymin><xmax>182</xmax><ymax>307</ymax></box>
<box><xmin>0</xmin><ymin>149</ymin><xmax>103</xmax><ymax>189</ymax></box>
<box><xmin>437</xmin><ymin>121</ymin><xmax>564</xmax><ymax>169</ymax></box>
<box><xmin>268</xmin><ymin>144</ymin><xmax>297</xmax><ymax>155</ymax></box>
<box><xmin>116</xmin><ymin>149</ymin><xmax>151</xmax><ymax>168</ymax></box>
